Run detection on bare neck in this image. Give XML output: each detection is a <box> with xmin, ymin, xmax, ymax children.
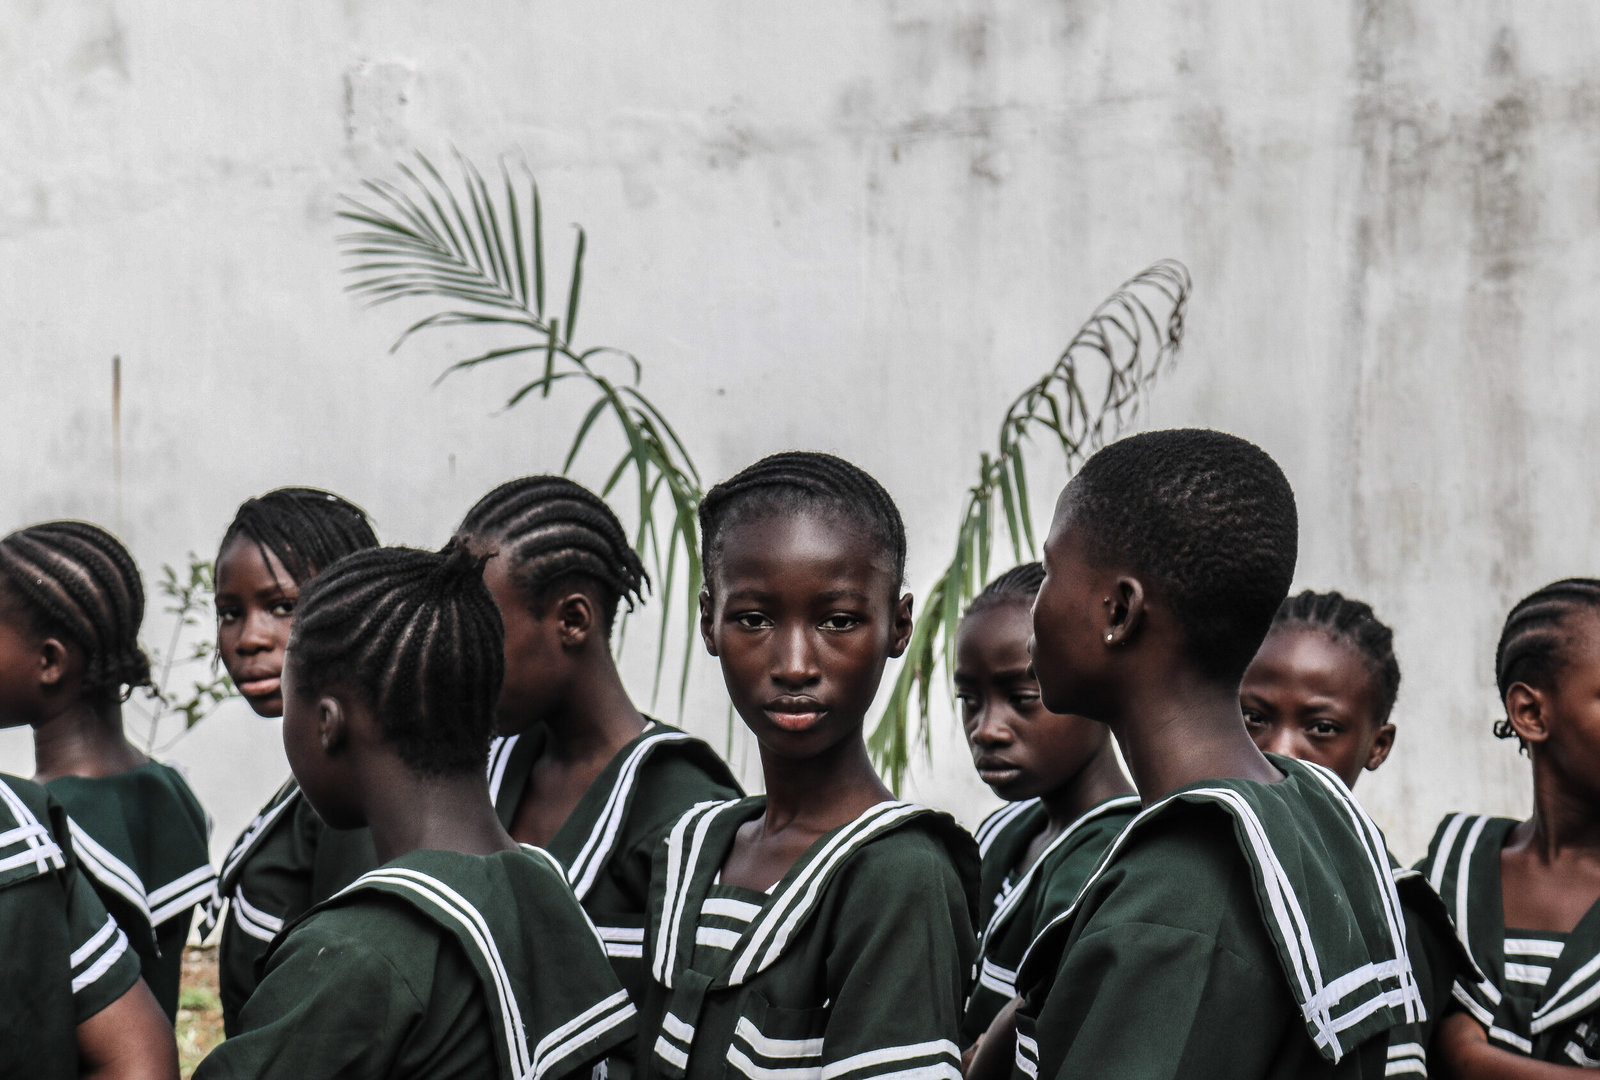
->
<box><xmin>1038</xmin><ymin>739</ymin><xmax>1137</xmax><ymax>832</ymax></box>
<box><xmin>1519</xmin><ymin>753</ymin><xmax>1600</xmax><ymax>861</ymax></box>
<box><xmin>757</xmin><ymin>735</ymin><xmax>891</xmax><ymax>836</ymax></box>
<box><xmin>32</xmin><ymin>699</ymin><xmax>148</xmax><ymax>783</ymax></box>
<box><xmin>1108</xmin><ymin>671</ymin><xmax>1281</xmax><ymax>805</ymax></box>
<box><xmin>539</xmin><ymin>653</ymin><xmax>648</xmax><ymax>765</ymax></box>
<box><xmin>361</xmin><ymin>764</ymin><xmax>518</xmax><ymax>865</ymax></box>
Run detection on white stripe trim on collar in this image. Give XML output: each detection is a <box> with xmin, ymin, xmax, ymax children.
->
<box><xmin>220</xmin><ymin>783</ymin><xmax>299</xmax><ymax>883</ymax></box>
<box><xmin>486</xmin><ymin>735</ymin><xmax>520</xmax><ymax>805</ymax></box>
<box><xmin>568</xmin><ymin>724</ymin><xmax>682</xmax><ymax>900</ymax></box>
<box><xmin>66</xmin><ymin>818</ymin><xmax>153</xmax><ymax>926</ymax></box>
<box><xmin>978</xmin><ymin>796</ymin><xmax>1138</xmax><ymax>954</ymax></box>
<box><xmin>975</xmin><ymin>799</ymin><xmax>1037</xmax><ymax>858</ymax></box>
<box><xmin>0</xmin><ymin>780</ymin><xmax>64</xmax><ymax>875</ymax></box>
<box><xmin>655</xmin><ymin>801</ymin><xmax>735</xmax><ymax>985</ymax></box>
<box><xmin>352</xmin><ymin>868</ymin><xmax>533</xmax><ymax>1078</ymax></box>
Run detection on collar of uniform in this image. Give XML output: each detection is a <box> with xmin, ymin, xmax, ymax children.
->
<box><xmin>650</xmin><ymin>798</ymin><xmax>940</xmax><ymax>990</ymax></box>
<box><xmin>1018</xmin><ymin>757</ymin><xmax>1422</xmax><ymax>1064</ymax></box>
<box><xmin>975</xmin><ymin>795</ymin><xmax>1141</xmax><ymax>963</ymax></box>
<box><xmin>198</xmin><ymin>777</ymin><xmax>301</xmax><ymax>932</ymax></box>
<box><xmin>0</xmin><ymin>776</ymin><xmax>66</xmax><ymax>886</ymax></box>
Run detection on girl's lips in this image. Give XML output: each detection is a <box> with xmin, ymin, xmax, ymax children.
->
<box><xmin>765</xmin><ymin>708</ymin><xmax>826</xmax><ymax>732</ymax></box>
<box><xmin>978</xmin><ymin>765</ymin><xmax>1023</xmax><ymax>784</ymax></box>
<box><xmin>237</xmin><ymin>677</ymin><xmax>282</xmax><ymax>698</ymax></box>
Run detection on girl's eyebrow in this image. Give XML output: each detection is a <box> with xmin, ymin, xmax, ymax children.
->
<box><xmin>817</xmin><ymin>588</ymin><xmax>872</xmax><ymax>603</ymax></box>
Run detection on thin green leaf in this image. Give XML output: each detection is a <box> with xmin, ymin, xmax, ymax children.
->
<box><xmin>564</xmin><ymin>228</ymin><xmax>586</xmax><ymax>345</ymax></box>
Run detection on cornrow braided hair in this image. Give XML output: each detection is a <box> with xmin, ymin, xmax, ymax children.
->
<box><xmin>287</xmin><ymin>539</ymin><xmax>505</xmax><ymax>778</ymax></box>
<box><xmin>0</xmin><ymin>521</ymin><xmax>152</xmax><ymax>701</ymax></box>
<box><xmin>966</xmin><ymin>562</ymin><xmax>1046</xmax><ymax>617</ymax></box>
<box><xmin>1493</xmin><ymin>578</ymin><xmax>1600</xmax><ymax>748</ymax></box>
<box><xmin>218</xmin><ymin>487</ymin><xmax>379</xmax><ymax>588</ymax></box>
<box><xmin>458</xmin><ymin>476</ymin><xmax>648</xmax><ymax>635</ymax></box>
<box><xmin>1272</xmin><ymin>589</ymin><xmax>1402</xmax><ymax>724</ymax></box>
<box><xmin>699</xmin><ymin>451</ymin><xmax>907</xmax><ymax>591</ymax></box>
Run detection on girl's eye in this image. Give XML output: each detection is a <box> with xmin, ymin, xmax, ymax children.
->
<box><xmin>955</xmin><ymin>691</ymin><xmax>979</xmax><ymax>714</ymax></box>
<box><xmin>1241</xmin><ymin>709</ymin><xmax>1266</xmax><ymax>728</ymax></box>
<box><xmin>1309</xmin><ymin>721</ymin><xmax>1342</xmax><ymax>738</ymax></box>
<box><xmin>733</xmin><ymin>612</ymin><xmax>771</xmax><ymax>631</ymax></box>
<box><xmin>1011</xmin><ymin>692</ymin><xmax>1041</xmax><ymax>709</ymax></box>
<box><xmin>270</xmin><ymin>600</ymin><xmax>296</xmax><ymax>617</ymax></box>
<box><xmin>216</xmin><ymin>607</ymin><xmax>239</xmax><ymax>624</ymax></box>
<box><xmin>820</xmin><ymin>613</ymin><xmax>861</xmax><ymax>631</ymax></box>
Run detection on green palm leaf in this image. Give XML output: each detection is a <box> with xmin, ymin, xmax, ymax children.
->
<box><xmin>868</xmin><ymin>260</ymin><xmax>1192</xmax><ymax>791</ymax></box>
<box><xmin>338</xmin><ymin>152</ymin><xmax>707</xmax><ymax>712</ymax></box>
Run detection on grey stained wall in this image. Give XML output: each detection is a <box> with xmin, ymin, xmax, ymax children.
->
<box><xmin>2</xmin><ymin>1</ymin><xmax>1595</xmax><ymax>862</ymax></box>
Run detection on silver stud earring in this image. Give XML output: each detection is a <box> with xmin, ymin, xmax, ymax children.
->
<box><xmin>1105</xmin><ymin>633</ymin><xmax>1114</xmax><ymax>643</ymax></box>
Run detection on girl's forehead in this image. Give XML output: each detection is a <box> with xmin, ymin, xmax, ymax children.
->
<box><xmin>712</xmin><ymin>510</ymin><xmax>897</xmax><ymax>590</ymax></box>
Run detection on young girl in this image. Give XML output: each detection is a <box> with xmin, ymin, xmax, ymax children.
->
<box><xmin>195</xmin><ymin>541</ymin><xmax>635</xmax><ymax>1080</ymax></box>
<box><xmin>1016</xmin><ymin>429</ymin><xmax>1421</xmax><ymax>1080</ymax></box>
<box><xmin>0</xmin><ymin>520</ymin><xmax>213</xmax><ymax>1021</ymax></box>
<box><xmin>1425</xmin><ymin>579</ymin><xmax>1600</xmax><ymax>1076</ymax></box>
<box><xmin>1240</xmin><ymin>590</ymin><xmax>1468</xmax><ymax>1077</ymax></box>
<box><xmin>458</xmin><ymin>477</ymin><xmax>740</xmax><ymax>1006</ymax></box>
<box><xmin>0</xmin><ymin>771</ymin><xmax>177</xmax><ymax>1078</ymax></box>
<box><xmin>954</xmin><ymin>563</ymin><xmax>1136</xmax><ymax>1053</ymax></box>
<box><xmin>634</xmin><ymin>452</ymin><xmax>978</xmax><ymax>1080</ymax></box>
<box><xmin>199</xmin><ymin>487</ymin><xmax>381</xmax><ymax>1032</ymax></box>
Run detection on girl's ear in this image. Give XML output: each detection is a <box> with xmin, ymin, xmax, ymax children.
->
<box><xmin>555</xmin><ymin>592</ymin><xmax>595</xmax><ymax>649</ymax></box>
<box><xmin>1505</xmin><ymin>683</ymin><xmax>1550</xmax><ymax>746</ymax></box>
<box><xmin>1365</xmin><ymin>723</ymin><xmax>1397</xmax><ymax>772</ymax></box>
<box><xmin>698</xmin><ymin>589</ymin><xmax>719</xmax><ymax>657</ymax></box>
<box><xmin>887</xmin><ymin>593</ymin><xmax>915</xmax><ymax>659</ymax></box>
<box><xmin>318</xmin><ymin>695</ymin><xmax>349</xmax><ymax>755</ymax></box>
<box><xmin>37</xmin><ymin>637</ymin><xmax>72</xmax><ymax>690</ymax></box>
<box><xmin>1103</xmin><ymin>576</ymin><xmax>1145</xmax><ymax>647</ymax></box>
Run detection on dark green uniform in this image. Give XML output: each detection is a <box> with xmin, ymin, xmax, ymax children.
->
<box><xmin>487</xmin><ymin>720</ymin><xmax>741</xmax><ymax>1006</ymax></box>
<box><xmin>0</xmin><ymin>773</ymin><xmax>143</xmax><ymax>1080</ymax></box>
<box><xmin>1385</xmin><ymin>864</ymin><xmax>1476</xmax><ymax>1077</ymax></box>
<box><xmin>1013</xmin><ymin>756</ymin><xmax>1423</xmax><ymax>1080</ymax></box>
<box><xmin>962</xmin><ymin>794</ymin><xmax>1138</xmax><ymax>1044</ymax></box>
<box><xmin>195</xmin><ymin>845</ymin><xmax>637</xmax><ymax>1080</ymax></box>
<box><xmin>1418</xmin><ymin>813</ymin><xmax>1600</xmax><ymax>1067</ymax></box>
<box><xmin>638</xmin><ymin>798</ymin><xmax>978</xmax><ymax>1080</ymax></box>
<box><xmin>46</xmin><ymin>759</ymin><xmax>215</xmax><ymax>1020</ymax></box>
<box><xmin>200</xmin><ymin>777</ymin><xmax>379</xmax><ymax>1033</ymax></box>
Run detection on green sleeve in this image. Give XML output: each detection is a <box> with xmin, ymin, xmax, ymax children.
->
<box><xmin>818</xmin><ymin>832</ymin><xmax>977</xmax><ymax>1080</ymax></box>
<box><xmin>1025</xmin><ymin>816</ymin><xmax>1299</xmax><ymax>1080</ymax></box>
<box><xmin>199</xmin><ymin>906</ymin><xmax>441</xmax><ymax>1079</ymax></box>
<box><xmin>60</xmin><ymin>856</ymin><xmax>143</xmax><ymax>1023</ymax></box>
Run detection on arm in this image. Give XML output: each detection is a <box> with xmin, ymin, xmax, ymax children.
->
<box><xmin>78</xmin><ymin>980</ymin><xmax>178</xmax><ymax>1080</ymax></box>
<box><xmin>963</xmin><ymin>997</ymin><xmax>1019</xmax><ymax>1080</ymax></box>
<box><xmin>1437</xmin><ymin>1013</ymin><xmax>1593</xmax><ymax>1080</ymax></box>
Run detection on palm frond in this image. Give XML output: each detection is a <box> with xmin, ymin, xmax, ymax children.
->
<box><xmin>868</xmin><ymin>259</ymin><xmax>1192</xmax><ymax>791</ymax></box>
<box><xmin>338</xmin><ymin>152</ymin><xmax>707</xmax><ymax>711</ymax></box>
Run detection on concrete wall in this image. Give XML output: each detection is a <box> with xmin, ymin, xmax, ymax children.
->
<box><xmin>3</xmin><ymin>0</ymin><xmax>1595</xmax><ymax>863</ymax></box>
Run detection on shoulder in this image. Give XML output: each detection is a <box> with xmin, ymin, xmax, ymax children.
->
<box><xmin>834</xmin><ymin>805</ymin><xmax>979</xmax><ymax>915</ymax></box>
<box><xmin>0</xmin><ymin>773</ymin><xmax>70</xmax><ymax>885</ymax></box>
<box><xmin>273</xmin><ymin>892</ymin><xmax>444</xmax><ymax>992</ymax></box>
<box><xmin>628</xmin><ymin>724</ymin><xmax>741</xmax><ymax>797</ymax></box>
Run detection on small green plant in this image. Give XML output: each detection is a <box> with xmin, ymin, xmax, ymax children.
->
<box><xmin>338</xmin><ymin>152</ymin><xmax>704</xmax><ymax>707</ymax></box>
<box><xmin>133</xmin><ymin>554</ymin><xmax>237</xmax><ymax>753</ymax></box>
<box><xmin>868</xmin><ymin>260</ymin><xmax>1191</xmax><ymax>789</ymax></box>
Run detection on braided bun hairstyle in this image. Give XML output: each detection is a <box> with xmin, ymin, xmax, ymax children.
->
<box><xmin>698</xmin><ymin>451</ymin><xmax>907</xmax><ymax>593</ymax></box>
<box><xmin>287</xmin><ymin>538</ymin><xmax>504</xmax><ymax>777</ymax></box>
<box><xmin>0</xmin><ymin>521</ymin><xmax>152</xmax><ymax>701</ymax></box>
<box><xmin>459</xmin><ymin>476</ymin><xmax>647</xmax><ymax>635</ymax></box>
